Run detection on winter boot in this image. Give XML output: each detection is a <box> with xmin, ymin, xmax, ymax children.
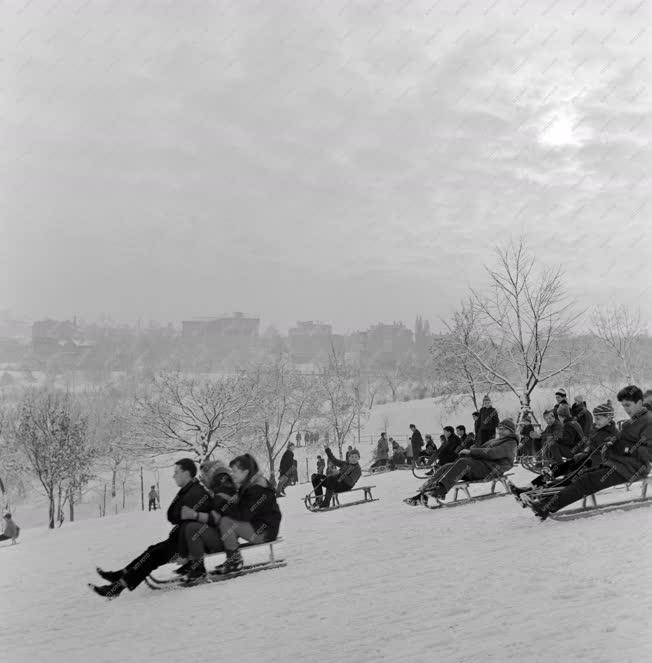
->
<box><xmin>526</xmin><ymin>497</ymin><xmax>550</xmax><ymax>521</ymax></box>
<box><xmin>96</xmin><ymin>566</ymin><xmax>123</xmax><ymax>583</ymax></box>
<box><xmin>173</xmin><ymin>560</ymin><xmax>194</xmax><ymax>575</ymax></box>
<box><xmin>181</xmin><ymin>560</ymin><xmax>207</xmax><ymax>584</ymax></box>
<box><xmin>90</xmin><ymin>580</ymin><xmax>126</xmax><ymax>599</ymax></box>
<box><xmin>507</xmin><ymin>481</ymin><xmax>531</xmax><ymax>506</ymax></box>
<box><xmin>213</xmin><ymin>550</ymin><xmax>244</xmax><ymax>575</ymax></box>
<box><xmin>403</xmin><ymin>496</ymin><xmax>421</xmax><ymax>506</ymax></box>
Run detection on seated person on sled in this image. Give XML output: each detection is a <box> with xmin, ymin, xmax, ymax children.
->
<box><xmin>522</xmin><ymin>385</ymin><xmax>652</xmax><ymax>521</ymax></box>
<box><xmin>543</xmin><ymin>404</ymin><xmax>585</xmax><ymax>465</ymax></box>
<box><xmin>91</xmin><ymin>457</ymin><xmax>228</xmax><ymax>598</ymax></box>
<box><xmin>310</xmin><ymin>447</ymin><xmax>361</xmax><ymax>508</ymax></box>
<box><xmin>404</xmin><ymin>419</ymin><xmax>518</xmax><ymax>505</ymax></box>
<box><xmin>180</xmin><ymin>454</ymin><xmax>282</xmax><ymax>582</ymax></box>
<box><xmin>390</xmin><ymin>439</ymin><xmax>407</xmax><ymax>466</ymax></box>
<box><xmin>417</xmin><ymin>435</ymin><xmax>438</xmax><ymax>465</ymax></box>
<box><xmin>422</xmin><ymin>427</ymin><xmax>461</xmax><ymax>475</ymax></box>
<box><xmin>527</xmin><ymin>409</ymin><xmax>563</xmax><ymax>466</ymax></box>
<box><xmin>0</xmin><ymin>513</ymin><xmax>19</xmax><ymax>544</ymax></box>
<box><xmin>509</xmin><ymin>403</ymin><xmax>617</xmax><ymax>500</ymax></box>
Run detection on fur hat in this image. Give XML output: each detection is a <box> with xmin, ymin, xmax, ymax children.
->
<box><xmin>593</xmin><ymin>402</ymin><xmax>615</xmax><ymax>418</ymax></box>
<box><xmin>200</xmin><ymin>460</ymin><xmax>232</xmax><ymax>478</ymax></box>
<box><xmin>497</xmin><ymin>418</ymin><xmax>516</xmax><ymax>434</ymax></box>
<box><xmin>555</xmin><ymin>388</ymin><xmax>567</xmax><ymax>398</ymax></box>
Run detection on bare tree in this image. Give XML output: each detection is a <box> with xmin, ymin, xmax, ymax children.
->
<box><xmin>250</xmin><ymin>355</ymin><xmax>320</xmax><ymax>483</ymax></box>
<box><xmin>133</xmin><ymin>371</ymin><xmax>256</xmax><ymax>462</ymax></box>
<box><xmin>447</xmin><ymin>238</ymin><xmax>582</xmax><ymax>415</ymax></box>
<box><xmin>431</xmin><ymin>301</ymin><xmax>500</xmax><ymax>411</ymax></box>
<box><xmin>318</xmin><ymin>346</ymin><xmax>361</xmax><ymax>458</ymax></box>
<box><xmin>13</xmin><ymin>389</ymin><xmax>94</xmax><ymax>528</ymax></box>
<box><xmin>591</xmin><ymin>305</ymin><xmax>645</xmax><ymax>383</ymax></box>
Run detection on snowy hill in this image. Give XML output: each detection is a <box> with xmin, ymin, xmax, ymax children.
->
<box><xmin>2</xmin><ymin>467</ymin><xmax>651</xmax><ymax>663</ymax></box>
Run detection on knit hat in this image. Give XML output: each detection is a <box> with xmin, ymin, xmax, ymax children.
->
<box><xmin>593</xmin><ymin>402</ymin><xmax>615</xmax><ymax>418</ymax></box>
<box><xmin>557</xmin><ymin>404</ymin><xmax>571</xmax><ymax>420</ymax></box>
<box><xmin>555</xmin><ymin>388</ymin><xmax>567</xmax><ymax>398</ymax></box>
<box><xmin>497</xmin><ymin>418</ymin><xmax>516</xmax><ymax>434</ymax></box>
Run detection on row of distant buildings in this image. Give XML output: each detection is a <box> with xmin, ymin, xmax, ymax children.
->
<box><xmin>1</xmin><ymin>311</ymin><xmax>425</xmax><ymax>364</ymax></box>
<box><xmin>181</xmin><ymin>312</ymin><xmax>415</xmax><ymax>363</ymax></box>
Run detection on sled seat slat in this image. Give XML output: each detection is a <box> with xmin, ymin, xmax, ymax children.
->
<box><xmin>452</xmin><ymin>474</ymin><xmax>513</xmax><ymax>502</ymax></box>
<box><xmin>332</xmin><ymin>485</ymin><xmax>376</xmax><ymax>506</ymax></box>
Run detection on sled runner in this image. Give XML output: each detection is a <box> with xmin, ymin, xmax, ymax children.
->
<box><xmin>423</xmin><ymin>474</ymin><xmax>513</xmax><ymax>509</ymax></box>
<box><xmin>303</xmin><ymin>485</ymin><xmax>378</xmax><ymax>511</ymax></box>
<box><xmin>146</xmin><ymin>538</ymin><xmax>286</xmax><ymax>589</ymax></box>
<box><xmin>547</xmin><ymin>477</ymin><xmax>652</xmax><ymax>522</ymax></box>
<box><xmin>367</xmin><ymin>465</ymin><xmax>392</xmax><ymax>476</ymax></box>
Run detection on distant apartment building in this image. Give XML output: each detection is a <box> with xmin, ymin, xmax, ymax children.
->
<box><xmin>363</xmin><ymin>322</ymin><xmax>414</xmax><ymax>362</ymax></box>
<box><xmin>181</xmin><ymin>312</ymin><xmax>259</xmax><ymax>354</ymax></box>
<box><xmin>288</xmin><ymin>321</ymin><xmax>334</xmax><ymax>362</ymax></box>
<box><xmin>31</xmin><ymin>319</ymin><xmax>94</xmax><ymax>354</ymax></box>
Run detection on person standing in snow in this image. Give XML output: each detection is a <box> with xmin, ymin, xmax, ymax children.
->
<box><xmin>477</xmin><ymin>396</ymin><xmax>499</xmax><ymax>444</ymax></box>
<box><xmin>571</xmin><ymin>396</ymin><xmax>593</xmax><ymax>437</ymax></box>
<box><xmin>0</xmin><ymin>513</ymin><xmax>19</xmax><ymax>544</ymax></box>
<box><xmin>553</xmin><ymin>389</ymin><xmax>569</xmax><ymax>420</ymax></box>
<box><xmin>276</xmin><ymin>443</ymin><xmax>295</xmax><ymax>497</ymax></box>
<box><xmin>316</xmin><ymin>455</ymin><xmax>325</xmax><ymax>476</ymax></box>
<box><xmin>371</xmin><ymin>433</ymin><xmax>390</xmax><ymax>469</ymax></box>
<box><xmin>148</xmin><ymin>485</ymin><xmax>159</xmax><ymax>511</ymax></box>
<box><xmin>409</xmin><ymin>424</ymin><xmax>424</xmax><ymax>461</ymax></box>
<box><xmin>90</xmin><ymin>458</ymin><xmax>220</xmax><ymax>598</ymax></box>
<box><xmin>404</xmin><ymin>419</ymin><xmax>519</xmax><ymax>505</ymax></box>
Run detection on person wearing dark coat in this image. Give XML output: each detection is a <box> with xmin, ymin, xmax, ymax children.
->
<box><xmin>509</xmin><ymin>403</ymin><xmax>618</xmax><ymax>498</ymax></box>
<box><xmin>546</xmin><ymin>405</ymin><xmax>585</xmax><ymax>464</ymax></box>
<box><xmin>455</xmin><ymin>426</ymin><xmax>471</xmax><ymax>451</ymax></box>
<box><xmin>316</xmin><ymin>455</ymin><xmax>326</xmax><ymax>476</ymax></box>
<box><xmin>391</xmin><ymin>440</ymin><xmax>406</xmax><ymax>466</ymax></box>
<box><xmin>477</xmin><ymin>396</ymin><xmax>499</xmax><ymax>444</ymax></box>
<box><xmin>437</xmin><ymin>426</ymin><xmax>461</xmax><ymax>465</ymax></box>
<box><xmin>553</xmin><ymin>389</ymin><xmax>569</xmax><ymax>420</ymax></box>
<box><xmin>181</xmin><ymin>454</ymin><xmax>282</xmax><ymax>579</ymax></box>
<box><xmin>371</xmin><ymin>433</ymin><xmax>390</xmax><ymax>468</ymax></box>
<box><xmin>404</xmin><ymin>419</ymin><xmax>518</xmax><ymax>504</ymax></box>
<box><xmin>472</xmin><ymin>411</ymin><xmax>481</xmax><ymax>438</ymax></box>
<box><xmin>276</xmin><ymin>443</ymin><xmax>295</xmax><ymax>497</ymax></box>
<box><xmin>571</xmin><ymin>396</ymin><xmax>593</xmax><ymax>437</ymax></box>
<box><xmin>409</xmin><ymin>424</ymin><xmax>424</xmax><ymax>460</ymax></box>
<box><xmin>524</xmin><ymin>386</ymin><xmax>652</xmax><ymax>520</ymax></box>
<box><xmin>0</xmin><ymin>513</ymin><xmax>19</xmax><ymax>543</ymax></box>
<box><xmin>91</xmin><ymin>458</ymin><xmax>217</xmax><ymax>598</ymax></box>
<box><xmin>419</xmin><ymin>435</ymin><xmax>438</xmax><ymax>465</ymax></box>
<box><xmin>531</xmin><ymin>410</ymin><xmax>562</xmax><ymax>461</ymax></box>
<box><xmin>311</xmin><ymin>447</ymin><xmax>361</xmax><ymax>509</ymax></box>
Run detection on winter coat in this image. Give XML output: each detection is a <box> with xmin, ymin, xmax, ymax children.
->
<box><xmin>326</xmin><ymin>447</ymin><xmax>361</xmax><ymax>489</ymax></box>
<box><xmin>477</xmin><ymin>407</ymin><xmax>499</xmax><ymax>443</ymax></box>
<box><xmin>571</xmin><ymin>403</ymin><xmax>594</xmax><ymax>437</ymax></box>
<box><xmin>223</xmin><ymin>472</ymin><xmax>282</xmax><ymax>540</ymax></box>
<box><xmin>2</xmin><ymin>517</ymin><xmax>19</xmax><ymax>539</ymax></box>
<box><xmin>392</xmin><ymin>448</ymin><xmax>406</xmax><ymax>465</ymax></box>
<box><xmin>604</xmin><ymin>408</ymin><xmax>652</xmax><ymax>482</ymax></box>
<box><xmin>553</xmin><ymin>399</ymin><xmax>569</xmax><ymax>420</ymax></box>
<box><xmin>279</xmin><ymin>448</ymin><xmax>294</xmax><ymax>476</ymax></box>
<box><xmin>410</xmin><ymin>429</ymin><xmax>424</xmax><ymax>459</ymax></box>
<box><xmin>466</xmin><ymin>433</ymin><xmax>518</xmax><ymax>474</ymax></box>
<box><xmin>437</xmin><ymin>434</ymin><xmax>461</xmax><ymax>465</ymax></box>
<box><xmin>316</xmin><ymin>458</ymin><xmax>325</xmax><ymax>475</ymax></box>
<box><xmin>558</xmin><ymin>418</ymin><xmax>586</xmax><ymax>458</ymax></box>
<box><xmin>572</xmin><ymin>422</ymin><xmax>617</xmax><ymax>464</ymax></box>
<box><xmin>375</xmin><ymin>436</ymin><xmax>389</xmax><ymax>461</ymax></box>
<box><xmin>167</xmin><ymin>478</ymin><xmax>212</xmax><ymax>525</ymax></box>
<box><xmin>204</xmin><ymin>463</ymin><xmax>238</xmax><ymax>516</ymax></box>
<box><xmin>148</xmin><ymin>488</ymin><xmax>158</xmax><ymax>500</ymax></box>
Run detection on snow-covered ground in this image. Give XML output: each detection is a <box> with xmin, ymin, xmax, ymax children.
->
<box><xmin>2</xmin><ymin>467</ymin><xmax>651</xmax><ymax>663</ymax></box>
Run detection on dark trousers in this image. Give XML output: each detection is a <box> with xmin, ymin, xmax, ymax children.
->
<box><xmin>311</xmin><ymin>474</ymin><xmax>351</xmax><ymax>507</ymax></box>
<box><xmin>148</xmin><ymin>498</ymin><xmax>157</xmax><ymax>511</ymax></box>
<box><xmin>276</xmin><ymin>474</ymin><xmax>290</xmax><ymax>497</ymax></box>
<box><xmin>0</xmin><ymin>534</ymin><xmax>13</xmax><ymax>542</ymax></box>
<box><xmin>122</xmin><ymin>527</ymin><xmax>185</xmax><ymax>590</ymax></box>
<box><xmin>543</xmin><ymin>466</ymin><xmax>627</xmax><ymax>513</ymax></box>
<box><xmin>419</xmin><ymin>458</ymin><xmax>501</xmax><ymax>497</ymax></box>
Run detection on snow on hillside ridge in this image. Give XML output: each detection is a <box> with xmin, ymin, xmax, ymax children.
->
<box><xmin>1</xmin><ymin>469</ymin><xmax>650</xmax><ymax>663</ymax></box>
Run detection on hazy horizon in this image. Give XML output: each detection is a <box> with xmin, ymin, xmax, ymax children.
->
<box><xmin>2</xmin><ymin>0</ymin><xmax>650</xmax><ymax>333</ymax></box>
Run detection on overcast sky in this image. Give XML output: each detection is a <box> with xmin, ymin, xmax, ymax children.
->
<box><xmin>1</xmin><ymin>0</ymin><xmax>650</xmax><ymax>333</ymax></box>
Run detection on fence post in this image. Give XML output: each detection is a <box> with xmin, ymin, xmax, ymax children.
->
<box><xmin>305</xmin><ymin>458</ymin><xmax>309</xmax><ymax>484</ymax></box>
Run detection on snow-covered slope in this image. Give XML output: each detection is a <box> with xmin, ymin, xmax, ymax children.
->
<box><xmin>1</xmin><ymin>467</ymin><xmax>651</xmax><ymax>663</ymax></box>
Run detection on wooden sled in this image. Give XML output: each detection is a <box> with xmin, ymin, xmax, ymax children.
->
<box><xmin>424</xmin><ymin>474</ymin><xmax>513</xmax><ymax>509</ymax></box>
<box><xmin>304</xmin><ymin>485</ymin><xmax>378</xmax><ymax>511</ymax></box>
<box><xmin>548</xmin><ymin>477</ymin><xmax>652</xmax><ymax>522</ymax></box>
<box><xmin>146</xmin><ymin>537</ymin><xmax>286</xmax><ymax>589</ymax></box>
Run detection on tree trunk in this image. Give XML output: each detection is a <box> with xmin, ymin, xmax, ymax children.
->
<box><xmin>69</xmin><ymin>487</ymin><xmax>75</xmax><ymax>522</ymax></box>
<box><xmin>48</xmin><ymin>494</ymin><xmax>55</xmax><ymax>529</ymax></box>
<box><xmin>266</xmin><ymin>443</ymin><xmax>276</xmax><ymax>487</ymax></box>
<box><xmin>140</xmin><ymin>467</ymin><xmax>144</xmax><ymax>511</ymax></box>
<box><xmin>111</xmin><ymin>468</ymin><xmax>117</xmax><ymax>498</ymax></box>
<box><xmin>103</xmin><ymin>483</ymin><xmax>107</xmax><ymax>517</ymax></box>
<box><xmin>122</xmin><ymin>480</ymin><xmax>127</xmax><ymax>509</ymax></box>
